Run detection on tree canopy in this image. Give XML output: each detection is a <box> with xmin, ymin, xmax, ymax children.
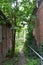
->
<box><xmin>0</xmin><ymin>0</ymin><xmax>37</xmax><ymax>26</ymax></box>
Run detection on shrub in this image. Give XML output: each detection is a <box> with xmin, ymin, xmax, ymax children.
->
<box><xmin>23</xmin><ymin>30</ymin><xmax>38</xmax><ymax>58</ymax></box>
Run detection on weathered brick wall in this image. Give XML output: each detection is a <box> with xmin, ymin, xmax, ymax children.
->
<box><xmin>33</xmin><ymin>18</ymin><xmax>40</xmax><ymax>46</ymax></box>
<box><xmin>0</xmin><ymin>44</ymin><xmax>2</xmax><ymax>56</ymax></box>
<box><xmin>2</xmin><ymin>24</ymin><xmax>7</xmax><ymax>57</ymax></box>
<box><xmin>2</xmin><ymin>25</ymin><xmax>12</xmax><ymax>57</ymax></box>
<box><xmin>34</xmin><ymin>1</ymin><xmax>43</xmax><ymax>46</ymax></box>
<box><xmin>7</xmin><ymin>28</ymin><xmax>12</xmax><ymax>53</ymax></box>
<box><xmin>37</xmin><ymin>2</ymin><xmax>43</xmax><ymax>43</ymax></box>
<box><xmin>0</xmin><ymin>24</ymin><xmax>13</xmax><ymax>62</ymax></box>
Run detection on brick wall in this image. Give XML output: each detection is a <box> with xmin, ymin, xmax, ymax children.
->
<box><xmin>0</xmin><ymin>44</ymin><xmax>2</xmax><ymax>56</ymax></box>
<box><xmin>34</xmin><ymin>1</ymin><xmax>43</xmax><ymax>46</ymax></box>
<box><xmin>7</xmin><ymin>27</ymin><xmax>12</xmax><ymax>53</ymax></box>
<box><xmin>0</xmin><ymin>24</ymin><xmax>13</xmax><ymax>62</ymax></box>
<box><xmin>2</xmin><ymin>24</ymin><xmax>12</xmax><ymax>57</ymax></box>
<box><xmin>2</xmin><ymin>24</ymin><xmax>7</xmax><ymax>57</ymax></box>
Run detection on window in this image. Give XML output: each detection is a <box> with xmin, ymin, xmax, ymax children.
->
<box><xmin>0</xmin><ymin>25</ymin><xmax>2</xmax><ymax>43</ymax></box>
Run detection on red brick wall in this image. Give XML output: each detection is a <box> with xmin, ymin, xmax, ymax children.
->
<box><xmin>7</xmin><ymin>28</ymin><xmax>12</xmax><ymax>53</ymax></box>
<box><xmin>34</xmin><ymin>2</ymin><xmax>43</xmax><ymax>46</ymax></box>
<box><xmin>0</xmin><ymin>26</ymin><xmax>2</xmax><ymax>57</ymax></box>
<box><xmin>0</xmin><ymin>24</ymin><xmax>13</xmax><ymax>61</ymax></box>
<box><xmin>0</xmin><ymin>44</ymin><xmax>2</xmax><ymax>56</ymax></box>
<box><xmin>33</xmin><ymin>18</ymin><xmax>40</xmax><ymax>46</ymax></box>
<box><xmin>2</xmin><ymin>24</ymin><xmax>12</xmax><ymax>57</ymax></box>
<box><xmin>2</xmin><ymin>24</ymin><xmax>7</xmax><ymax>57</ymax></box>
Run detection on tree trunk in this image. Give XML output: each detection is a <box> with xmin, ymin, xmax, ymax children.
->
<box><xmin>11</xmin><ymin>29</ymin><xmax>16</xmax><ymax>57</ymax></box>
<box><xmin>11</xmin><ymin>15</ymin><xmax>16</xmax><ymax>57</ymax></box>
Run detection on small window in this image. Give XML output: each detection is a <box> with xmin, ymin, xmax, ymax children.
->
<box><xmin>0</xmin><ymin>25</ymin><xmax>2</xmax><ymax>43</ymax></box>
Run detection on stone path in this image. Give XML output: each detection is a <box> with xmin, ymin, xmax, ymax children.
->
<box><xmin>18</xmin><ymin>48</ymin><xmax>26</xmax><ymax>65</ymax></box>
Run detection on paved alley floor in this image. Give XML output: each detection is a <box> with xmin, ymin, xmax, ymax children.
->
<box><xmin>18</xmin><ymin>48</ymin><xmax>26</xmax><ymax>65</ymax></box>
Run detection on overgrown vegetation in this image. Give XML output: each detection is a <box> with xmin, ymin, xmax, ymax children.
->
<box><xmin>25</xmin><ymin>57</ymin><xmax>41</xmax><ymax>65</ymax></box>
<box><xmin>0</xmin><ymin>0</ymin><xmax>37</xmax><ymax>57</ymax></box>
<box><xmin>23</xmin><ymin>0</ymin><xmax>39</xmax><ymax>57</ymax></box>
<box><xmin>23</xmin><ymin>18</ymin><xmax>39</xmax><ymax>57</ymax></box>
<box><xmin>4</xmin><ymin>56</ymin><xmax>19</xmax><ymax>65</ymax></box>
<box><xmin>0</xmin><ymin>0</ymin><xmax>41</xmax><ymax>65</ymax></box>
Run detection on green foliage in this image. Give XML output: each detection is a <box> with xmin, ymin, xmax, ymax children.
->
<box><xmin>23</xmin><ymin>31</ymin><xmax>38</xmax><ymax>57</ymax></box>
<box><xmin>23</xmin><ymin>19</ymin><xmax>38</xmax><ymax>56</ymax></box>
<box><xmin>25</xmin><ymin>58</ymin><xmax>41</xmax><ymax>65</ymax></box>
<box><xmin>21</xmin><ymin>0</ymin><xmax>38</xmax><ymax>58</ymax></box>
<box><xmin>23</xmin><ymin>13</ymin><xmax>38</xmax><ymax>57</ymax></box>
<box><xmin>0</xmin><ymin>0</ymin><xmax>37</xmax><ymax>30</ymax></box>
<box><xmin>4</xmin><ymin>56</ymin><xmax>19</xmax><ymax>65</ymax></box>
<box><xmin>25</xmin><ymin>30</ymin><xmax>37</xmax><ymax>48</ymax></box>
<box><xmin>0</xmin><ymin>0</ymin><xmax>38</xmax><ymax>57</ymax></box>
<box><xmin>0</xmin><ymin>21</ymin><xmax>4</xmax><ymax>25</ymax></box>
